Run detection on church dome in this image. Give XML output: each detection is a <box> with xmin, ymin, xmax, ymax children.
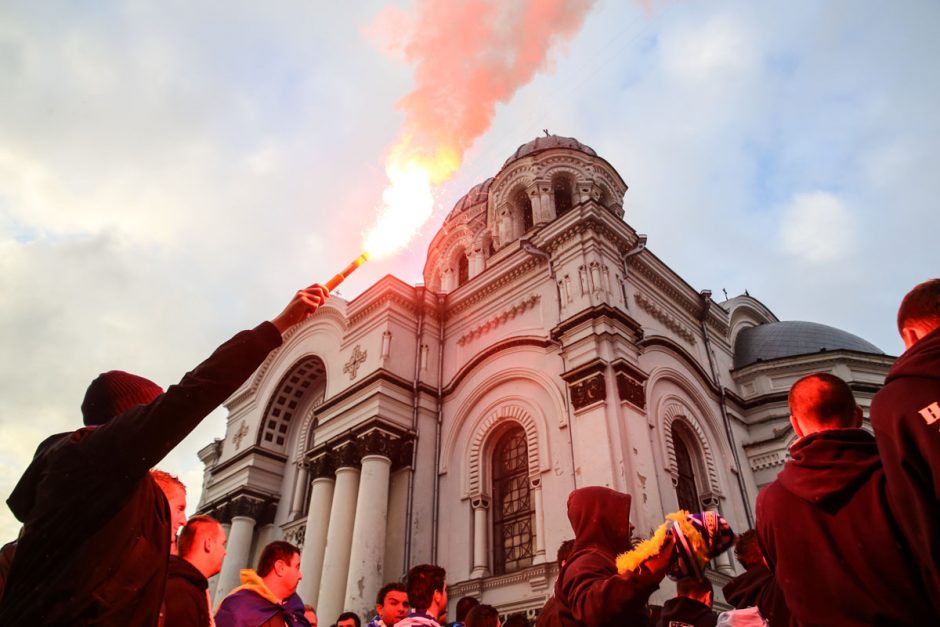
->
<box><xmin>734</xmin><ymin>321</ymin><xmax>883</xmax><ymax>369</ymax></box>
<box><xmin>502</xmin><ymin>134</ymin><xmax>597</xmax><ymax>168</ymax></box>
<box><xmin>446</xmin><ymin>177</ymin><xmax>494</xmax><ymax>220</ymax></box>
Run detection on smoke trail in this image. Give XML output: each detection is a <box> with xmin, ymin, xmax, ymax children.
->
<box><xmin>374</xmin><ymin>0</ymin><xmax>596</xmax><ymax>184</ymax></box>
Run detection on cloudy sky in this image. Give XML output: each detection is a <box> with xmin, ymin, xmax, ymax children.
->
<box><xmin>1</xmin><ymin>0</ymin><xmax>938</xmax><ymax>540</ymax></box>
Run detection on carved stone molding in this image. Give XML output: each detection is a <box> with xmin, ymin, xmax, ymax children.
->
<box><xmin>360</xmin><ymin>429</ymin><xmax>395</xmax><ymax>459</ymax></box>
<box><xmin>616</xmin><ymin>373</ymin><xmax>645</xmax><ymax>408</ymax></box>
<box><xmin>209</xmin><ymin>494</ymin><xmax>277</xmax><ymax>526</ymax></box>
<box><xmin>309</xmin><ymin>452</ymin><xmax>338</xmax><ymax>479</ymax></box>
<box><xmin>457</xmin><ymin>294</ymin><xmax>541</xmax><ymax>345</ymax></box>
<box><xmin>343</xmin><ymin>345</ymin><xmax>368</xmax><ymax>380</ymax></box>
<box><xmin>282</xmin><ymin>520</ymin><xmax>306</xmax><ymax>548</ymax></box>
<box><xmin>335</xmin><ymin>440</ymin><xmax>362</xmax><ymax>469</ymax></box>
<box><xmin>634</xmin><ymin>292</ymin><xmax>697</xmax><ymax>345</ymax></box>
<box><xmin>569</xmin><ymin>373</ymin><xmax>606</xmax><ymax>410</ymax></box>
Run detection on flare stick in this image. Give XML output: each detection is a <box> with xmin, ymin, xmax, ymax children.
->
<box><xmin>324</xmin><ymin>252</ymin><xmax>370</xmax><ymax>291</ymax></box>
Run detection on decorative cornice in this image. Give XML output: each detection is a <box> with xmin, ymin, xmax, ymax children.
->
<box><xmin>347</xmin><ymin>290</ymin><xmax>418</xmax><ymax>327</ymax></box>
<box><xmin>449</xmin><ymin>562</ymin><xmax>557</xmax><ymax>596</ymax></box>
<box><xmin>748</xmin><ymin>450</ymin><xmax>788</xmax><ymax>471</ymax></box>
<box><xmin>208</xmin><ymin>445</ymin><xmax>287</xmax><ymax>476</ymax></box>
<box><xmin>550</xmin><ymin>303</ymin><xmax>643</xmax><ymax>340</ymax></box>
<box><xmin>446</xmin><ymin>256</ymin><xmax>540</xmax><ymax>318</ymax></box>
<box><xmin>457</xmin><ymin>294</ymin><xmax>541</xmax><ymax>345</ymax></box>
<box><xmin>632</xmin><ymin>257</ymin><xmax>729</xmax><ymax>336</ymax></box>
<box><xmin>317</xmin><ymin>368</ymin><xmax>436</xmax><ymax>414</ymax></box>
<box><xmin>444</xmin><ymin>337</ymin><xmax>554</xmax><ymax>396</ymax></box>
<box><xmin>542</xmin><ymin>213</ymin><xmax>631</xmax><ymax>255</ymax></box>
<box><xmin>634</xmin><ymin>292</ymin><xmax>697</xmax><ymax>345</ymax></box>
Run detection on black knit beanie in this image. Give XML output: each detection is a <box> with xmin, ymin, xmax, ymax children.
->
<box><xmin>81</xmin><ymin>370</ymin><xmax>164</xmax><ymax>426</ymax></box>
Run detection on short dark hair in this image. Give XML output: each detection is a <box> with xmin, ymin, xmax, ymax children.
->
<box><xmin>734</xmin><ymin>529</ymin><xmax>763</xmax><ymax>570</ymax></box>
<box><xmin>376</xmin><ymin>581</ymin><xmax>406</xmax><ymax>606</ymax></box>
<box><xmin>177</xmin><ymin>514</ymin><xmax>220</xmax><ymax>557</ymax></box>
<box><xmin>337</xmin><ymin>611</ymin><xmax>361</xmax><ymax>627</ymax></box>
<box><xmin>556</xmin><ymin>539</ymin><xmax>575</xmax><ymax>566</ymax></box>
<box><xmin>898</xmin><ymin>278</ymin><xmax>940</xmax><ymax>335</ymax></box>
<box><xmin>455</xmin><ymin>596</ymin><xmax>480</xmax><ymax>622</ymax></box>
<box><xmin>465</xmin><ymin>605</ymin><xmax>500</xmax><ymax>627</ymax></box>
<box><xmin>405</xmin><ymin>563</ymin><xmax>446</xmax><ymax>611</ymax></box>
<box><xmin>257</xmin><ymin>541</ymin><xmax>300</xmax><ymax>578</ymax></box>
<box><xmin>677</xmin><ymin>577</ymin><xmax>713</xmax><ymax>599</ymax></box>
<box><xmin>788</xmin><ymin>373</ymin><xmax>857</xmax><ymax>429</ymax></box>
<box><xmin>503</xmin><ymin>613</ymin><xmax>530</xmax><ymax>627</ymax></box>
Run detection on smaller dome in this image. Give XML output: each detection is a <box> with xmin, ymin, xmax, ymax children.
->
<box><xmin>502</xmin><ymin>134</ymin><xmax>597</xmax><ymax>168</ymax></box>
<box><xmin>734</xmin><ymin>321</ymin><xmax>883</xmax><ymax>369</ymax></box>
<box><xmin>446</xmin><ymin>177</ymin><xmax>494</xmax><ymax>220</ymax></box>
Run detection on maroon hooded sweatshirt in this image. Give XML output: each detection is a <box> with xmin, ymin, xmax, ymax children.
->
<box><xmin>553</xmin><ymin>486</ymin><xmax>660</xmax><ymax>627</ymax></box>
<box><xmin>756</xmin><ymin>428</ymin><xmax>934</xmax><ymax>626</ymax></box>
<box><xmin>721</xmin><ymin>565</ymin><xmax>790</xmax><ymax>627</ymax></box>
<box><xmin>871</xmin><ymin>325</ymin><xmax>940</xmax><ymax>608</ymax></box>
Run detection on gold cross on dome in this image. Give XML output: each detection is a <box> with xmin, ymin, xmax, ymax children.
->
<box><xmin>344</xmin><ymin>345</ymin><xmax>368</xmax><ymax>380</ymax></box>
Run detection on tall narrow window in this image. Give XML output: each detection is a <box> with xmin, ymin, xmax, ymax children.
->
<box><xmin>457</xmin><ymin>253</ymin><xmax>469</xmax><ymax>287</ymax></box>
<box><xmin>515</xmin><ymin>189</ymin><xmax>534</xmax><ymax>233</ymax></box>
<box><xmin>673</xmin><ymin>424</ymin><xmax>701</xmax><ymax>513</ymax></box>
<box><xmin>493</xmin><ymin>426</ymin><xmax>534</xmax><ymax>574</ymax></box>
<box><xmin>553</xmin><ymin>175</ymin><xmax>574</xmax><ymax>216</ymax></box>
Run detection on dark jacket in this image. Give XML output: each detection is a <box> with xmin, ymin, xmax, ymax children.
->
<box><xmin>756</xmin><ymin>428</ymin><xmax>934</xmax><ymax>626</ymax></box>
<box><xmin>165</xmin><ymin>555</ymin><xmax>211</xmax><ymax>627</ymax></box>
<box><xmin>721</xmin><ymin>565</ymin><xmax>789</xmax><ymax>627</ymax></box>
<box><xmin>656</xmin><ymin>597</ymin><xmax>717</xmax><ymax>627</ymax></box>
<box><xmin>871</xmin><ymin>325</ymin><xmax>940</xmax><ymax>606</ymax></box>
<box><xmin>0</xmin><ymin>322</ymin><xmax>282</xmax><ymax>626</ymax></box>
<box><xmin>553</xmin><ymin>486</ymin><xmax>659</xmax><ymax>627</ymax></box>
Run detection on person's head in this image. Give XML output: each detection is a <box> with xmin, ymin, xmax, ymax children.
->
<box><xmin>178</xmin><ymin>515</ymin><xmax>226</xmax><ymax>578</ymax></box>
<box><xmin>502</xmin><ymin>613</ymin><xmax>529</xmax><ymax>627</ymax></box>
<box><xmin>81</xmin><ymin>370</ymin><xmax>163</xmax><ymax>426</ymax></box>
<box><xmin>677</xmin><ymin>577</ymin><xmax>713</xmax><ymax>607</ymax></box>
<box><xmin>897</xmin><ymin>279</ymin><xmax>940</xmax><ymax>349</ymax></box>
<box><xmin>788</xmin><ymin>373</ymin><xmax>862</xmax><ymax>438</ymax></box>
<box><xmin>556</xmin><ymin>539</ymin><xmax>575</xmax><ymax>569</ymax></box>
<box><xmin>375</xmin><ymin>582</ymin><xmax>409</xmax><ymax>626</ymax></box>
<box><xmin>455</xmin><ymin>596</ymin><xmax>479</xmax><ymax>623</ymax></box>
<box><xmin>465</xmin><ymin>604</ymin><xmax>500</xmax><ymax>627</ymax></box>
<box><xmin>304</xmin><ymin>605</ymin><xmax>318</xmax><ymax>627</ymax></box>
<box><xmin>405</xmin><ymin>564</ymin><xmax>447</xmax><ymax>615</ymax></box>
<box><xmin>336</xmin><ymin>611</ymin><xmax>360</xmax><ymax>627</ymax></box>
<box><xmin>733</xmin><ymin>529</ymin><xmax>763</xmax><ymax>570</ymax></box>
<box><xmin>151</xmin><ymin>470</ymin><xmax>187</xmax><ymax>554</ymax></box>
<box><xmin>257</xmin><ymin>541</ymin><xmax>302</xmax><ymax>599</ymax></box>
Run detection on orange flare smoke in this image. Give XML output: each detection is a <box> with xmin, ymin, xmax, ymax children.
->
<box><xmin>363</xmin><ymin>0</ymin><xmax>596</xmax><ymax>258</ymax></box>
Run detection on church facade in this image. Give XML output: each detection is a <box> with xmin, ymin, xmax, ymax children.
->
<box><xmin>197</xmin><ymin>136</ymin><xmax>892</xmax><ymax>619</ymax></box>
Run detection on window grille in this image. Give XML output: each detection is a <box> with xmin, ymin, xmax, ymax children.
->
<box><xmin>493</xmin><ymin>427</ymin><xmax>534</xmax><ymax>574</ymax></box>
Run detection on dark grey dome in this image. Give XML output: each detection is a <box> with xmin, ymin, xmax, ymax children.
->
<box><xmin>734</xmin><ymin>321</ymin><xmax>883</xmax><ymax>369</ymax></box>
<box><xmin>502</xmin><ymin>134</ymin><xmax>596</xmax><ymax>168</ymax></box>
<box><xmin>446</xmin><ymin>177</ymin><xmax>493</xmax><ymax>220</ymax></box>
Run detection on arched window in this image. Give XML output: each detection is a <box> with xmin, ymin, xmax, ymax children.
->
<box><xmin>492</xmin><ymin>426</ymin><xmax>535</xmax><ymax>574</ymax></box>
<box><xmin>457</xmin><ymin>253</ymin><xmax>469</xmax><ymax>287</ymax></box>
<box><xmin>259</xmin><ymin>356</ymin><xmax>326</xmax><ymax>451</ymax></box>
<box><xmin>672</xmin><ymin>423</ymin><xmax>702</xmax><ymax>512</ymax></box>
<box><xmin>515</xmin><ymin>189</ymin><xmax>534</xmax><ymax>234</ymax></box>
<box><xmin>553</xmin><ymin>174</ymin><xmax>574</xmax><ymax>216</ymax></box>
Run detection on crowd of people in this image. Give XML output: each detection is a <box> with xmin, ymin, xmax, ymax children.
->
<box><xmin>0</xmin><ymin>276</ymin><xmax>937</xmax><ymax>626</ymax></box>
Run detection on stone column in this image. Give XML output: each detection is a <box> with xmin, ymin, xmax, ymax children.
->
<box><xmin>298</xmin><ymin>456</ymin><xmax>336</xmax><ymax>607</ymax></box>
<box><xmin>531</xmin><ymin>477</ymin><xmax>546</xmax><ymax>562</ymax></box>
<box><xmin>470</xmin><ymin>496</ymin><xmax>490</xmax><ymax>578</ymax></box>
<box><xmin>344</xmin><ymin>437</ymin><xmax>393</xmax><ymax>619</ymax></box>
<box><xmin>289</xmin><ymin>462</ymin><xmax>310</xmax><ymax>520</ymax></box>
<box><xmin>317</xmin><ymin>448</ymin><xmax>361</xmax><ymax>625</ymax></box>
<box><xmin>215</xmin><ymin>514</ymin><xmax>256</xmax><ymax>600</ymax></box>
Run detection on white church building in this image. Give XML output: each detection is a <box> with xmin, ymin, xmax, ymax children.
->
<box><xmin>197</xmin><ymin>135</ymin><xmax>892</xmax><ymax>619</ymax></box>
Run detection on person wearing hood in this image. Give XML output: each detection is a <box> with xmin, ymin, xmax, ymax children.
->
<box><xmin>165</xmin><ymin>515</ymin><xmax>227</xmax><ymax>626</ymax></box>
<box><xmin>0</xmin><ymin>283</ymin><xmax>328</xmax><ymax>625</ymax></box>
<box><xmin>871</xmin><ymin>278</ymin><xmax>940</xmax><ymax>605</ymax></box>
<box><xmin>756</xmin><ymin>372</ymin><xmax>934</xmax><ymax>625</ymax></box>
<box><xmin>720</xmin><ymin>530</ymin><xmax>789</xmax><ymax>626</ymax></box>
<box><xmin>215</xmin><ymin>541</ymin><xmax>310</xmax><ymax>627</ymax></box>
<box><xmin>551</xmin><ymin>486</ymin><xmax>673</xmax><ymax>627</ymax></box>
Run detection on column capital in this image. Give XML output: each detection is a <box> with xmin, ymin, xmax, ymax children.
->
<box><xmin>335</xmin><ymin>440</ymin><xmax>362</xmax><ymax>469</ymax></box>
<box><xmin>471</xmin><ymin>495</ymin><xmax>490</xmax><ymax>510</ymax></box>
<box><xmin>310</xmin><ymin>452</ymin><xmax>338</xmax><ymax>479</ymax></box>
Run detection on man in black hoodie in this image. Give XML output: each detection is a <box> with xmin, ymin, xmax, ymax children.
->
<box><xmin>756</xmin><ymin>372</ymin><xmax>934</xmax><ymax>625</ymax></box>
<box><xmin>553</xmin><ymin>486</ymin><xmax>673</xmax><ymax>627</ymax></box>
<box><xmin>720</xmin><ymin>530</ymin><xmax>789</xmax><ymax>626</ymax></box>
<box><xmin>871</xmin><ymin>278</ymin><xmax>940</xmax><ymax>605</ymax></box>
<box><xmin>0</xmin><ymin>282</ymin><xmax>328</xmax><ymax>625</ymax></box>
<box><xmin>166</xmin><ymin>515</ymin><xmax>228</xmax><ymax>626</ymax></box>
